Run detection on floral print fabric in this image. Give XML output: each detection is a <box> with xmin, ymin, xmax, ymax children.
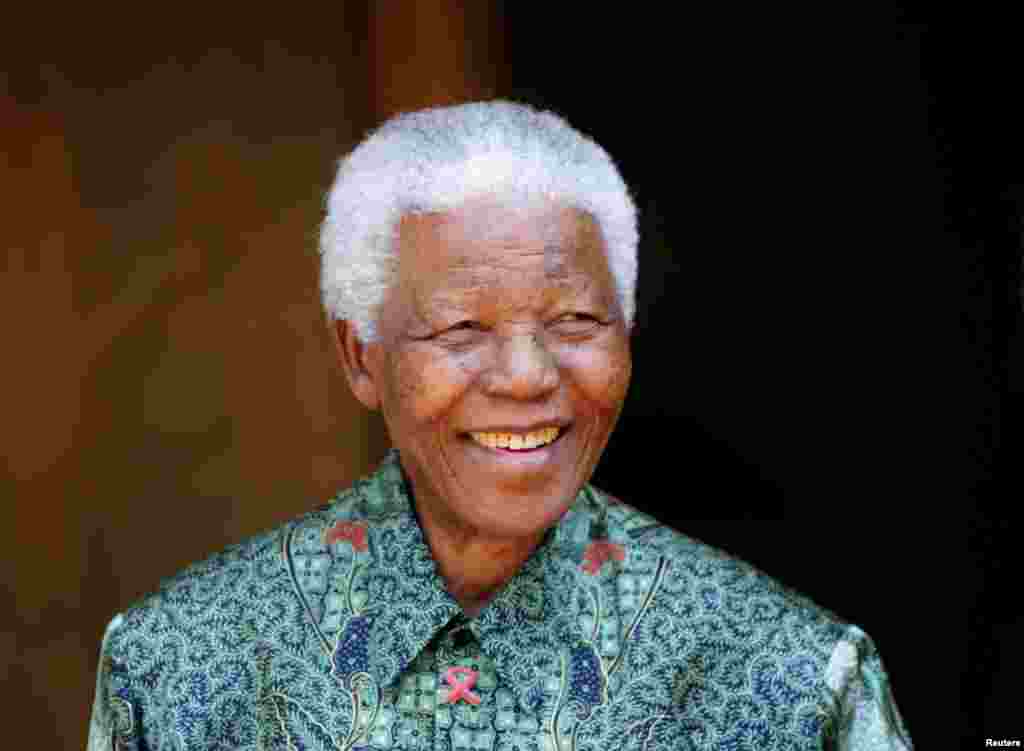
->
<box><xmin>87</xmin><ymin>448</ymin><xmax>914</xmax><ymax>749</ymax></box>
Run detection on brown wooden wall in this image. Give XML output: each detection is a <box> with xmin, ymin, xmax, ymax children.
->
<box><xmin>2</xmin><ymin>4</ymin><xmax>503</xmax><ymax>746</ymax></box>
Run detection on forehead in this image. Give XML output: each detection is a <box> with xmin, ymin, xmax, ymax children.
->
<box><xmin>395</xmin><ymin>198</ymin><xmax>610</xmax><ymax>292</ymax></box>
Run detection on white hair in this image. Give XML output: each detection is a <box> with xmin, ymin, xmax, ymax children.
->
<box><xmin>318</xmin><ymin>100</ymin><xmax>639</xmax><ymax>343</ymax></box>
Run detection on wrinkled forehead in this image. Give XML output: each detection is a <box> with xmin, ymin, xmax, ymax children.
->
<box><xmin>395</xmin><ymin>198</ymin><xmax>609</xmax><ymax>289</ymax></box>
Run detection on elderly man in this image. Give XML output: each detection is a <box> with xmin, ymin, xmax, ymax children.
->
<box><xmin>88</xmin><ymin>101</ymin><xmax>913</xmax><ymax>749</ymax></box>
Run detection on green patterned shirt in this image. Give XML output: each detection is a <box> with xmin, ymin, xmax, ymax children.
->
<box><xmin>88</xmin><ymin>448</ymin><xmax>913</xmax><ymax>750</ymax></box>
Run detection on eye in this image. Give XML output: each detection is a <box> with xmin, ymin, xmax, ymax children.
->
<box><xmin>439</xmin><ymin>320</ymin><xmax>485</xmax><ymax>336</ymax></box>
<box><xmin>432</xmin><ymin>320</ymin><xmax>484</xmax><ymax>342</ymax></box>
<box><xmin>550</xmin><ymin>313</ymin><xmax>602</xmax><ymax>334</ymax></box>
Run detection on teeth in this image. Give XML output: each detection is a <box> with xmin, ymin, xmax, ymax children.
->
<box><xmin>469</xmin><ymin>426</ymin><xmax>560</xmax><ymax>450</ymax></box>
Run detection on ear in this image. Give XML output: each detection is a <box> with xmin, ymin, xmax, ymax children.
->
<box><xmin>328</xmin><ymin>319</ymin><xmax>383</xmax><ymax>411</ymax></box>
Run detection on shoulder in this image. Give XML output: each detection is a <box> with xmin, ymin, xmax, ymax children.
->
<box><xmin>591</xmin><ymin>484</ymin><xmax>847</xmax><ymax>625</ymax></box>
<box><xmin>90</xmin><ymin>480</ymin><xmax>386</xmax><ymax>745</ymax></box>
<box><xmin>99</xmin><ymin>482</ymin><xmax>374</xmax><ymax>679</ymax></box>
<box><xmin>574</xmin><ymin>487</ymin><xmax>915</xmax><ymax>748</ymax></box>
<box><xmin>585</xmin><ymin>484</ymin><xmax>853</xmax><ymax>683</ymax></box>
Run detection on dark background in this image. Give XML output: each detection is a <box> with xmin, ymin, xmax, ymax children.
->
<box><xmin>2</xmin><ymin>6</ymin><xmax>1010</xmax><ymax>748</ymax></box>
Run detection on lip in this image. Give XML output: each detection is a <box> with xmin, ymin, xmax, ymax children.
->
<box><xmin>461</xmin><ymin>424</ymin><xmax>571</xmax><ymax>465</ymax></box>
<box><xmin>463</xmin><ymin>420</ymin><xmax>570</xmax><ymax>434</ymax></box>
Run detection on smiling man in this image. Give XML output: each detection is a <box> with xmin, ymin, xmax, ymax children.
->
<box><xmin>334</xmin><ymin>196</ymin><xmax>631</xmax><ymax>618</ymax></box>
<box><xmin>87</xmin><ymin>101</ymin><xmax>914</xmax><ymax>750</ymax></box>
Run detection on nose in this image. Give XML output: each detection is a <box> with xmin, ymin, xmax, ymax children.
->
<box><xmin>481</xmin><ymin>332</ymin><xmax>560</xmax><ymax>400</ymax></box>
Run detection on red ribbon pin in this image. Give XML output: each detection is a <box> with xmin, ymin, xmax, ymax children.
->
<box><xmin>442</xmin><ymin>666</ymin><xmax>481</xmax><ymax>705</ymax></box>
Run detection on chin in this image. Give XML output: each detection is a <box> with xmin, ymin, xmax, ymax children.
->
<box><xmin>401</xmin><ymin>426</ymin><xmax>597</xmax><ymax>539</ymax></box>
<box><xmin>455</xmin><ymin>480</ymin><xmax>582</xmax><ymax>539</ymax></box>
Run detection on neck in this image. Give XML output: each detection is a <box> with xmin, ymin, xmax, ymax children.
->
<box><xmin>413</xmin><ymin>499</ymin><xmax>545</xmax><ymax>611</ymax></box>
<box><xmin>396</xmin><ymin>456</ymin><xmax>548</xmax><ymax>612</ymax></box>
<box><xmin>433</xmin><ymin>531</ymin><xmax>543</xmax><ymax>605</ymax></box>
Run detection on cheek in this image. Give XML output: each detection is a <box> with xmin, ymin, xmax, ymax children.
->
<box><xmin>562</xmin><ymin>344</ymin><xmax>631</xmax><ymax>413</ymax></box>
<box><xmin>605</xmin><ymin>358</ymin><xmax>632</xmax><ymax>407</ymax></box>
<box><xmin>389</xmin><ymin>350</ymin><xmax>477</xmax><ymax>426</ymax></box>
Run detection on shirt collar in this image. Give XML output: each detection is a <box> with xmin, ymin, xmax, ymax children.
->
<box><xmin>287</xmin><ymin>448</ymin><xmax>615</xmax><ymax>711</ymax></box>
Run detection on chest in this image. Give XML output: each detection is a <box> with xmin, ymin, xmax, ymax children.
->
<box><xmin>153</xmin><ymin>631</ymin><xmax>826</xmax><ymax>751</ymax></box>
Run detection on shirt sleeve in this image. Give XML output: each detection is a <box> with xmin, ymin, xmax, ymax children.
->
<box><xmin>86</xmin><ymin>614</ymin><xmax>138</xmax><ymax>751</ymax></box>
<box><xmin>824</xmin><ymin>625</ymin><xmax>914</xmax><ymax>751</ymax></box>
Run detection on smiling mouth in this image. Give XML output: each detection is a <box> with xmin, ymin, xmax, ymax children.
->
<box><xmin>463</xmin><ymin>425</ymin><xmax>570</xmax><ymax>452</ymax></box>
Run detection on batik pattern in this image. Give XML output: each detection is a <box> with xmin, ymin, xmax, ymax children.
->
<box><xmin>87</xmin><ymin>448</ymin><xmax>914</xmax><ymax>749</ymax></box>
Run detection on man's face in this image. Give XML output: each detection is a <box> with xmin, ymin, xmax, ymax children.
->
<box><xmin>341</xmin><ymin>197</ymin><xmax>631</xmax><ymax>543</ymax></box>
